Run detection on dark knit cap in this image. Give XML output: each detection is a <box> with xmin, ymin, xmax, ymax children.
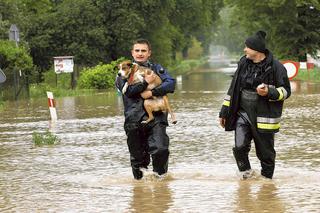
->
<box><xmin>245</xmin><ymin>30</ymin><xmax>267</xmax><ymax>53</ymax></box>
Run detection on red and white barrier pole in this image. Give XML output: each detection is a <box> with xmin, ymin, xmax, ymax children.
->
<box><xmin>47</xmin><ymin>91</ymin><xmax>57</xmax><ymax>121</ymax></box>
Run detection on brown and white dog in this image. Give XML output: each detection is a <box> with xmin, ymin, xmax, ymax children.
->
<box><xmin>118</xmin><ymin>60</ymin><xmax>177</xmax><ymax>124</ymax></box>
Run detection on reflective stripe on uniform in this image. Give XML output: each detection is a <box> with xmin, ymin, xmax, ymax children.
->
<box><xmin>257</xmin><ymin>117</ymin><xmax>281</xmax><ymax>124</ymax></box>
<box><xmin>268</xmin><ymin>85</ymin><xmax>288</xmax><ymax>101</ymax></box>
<box><xmin>257</xmin><ymin>122</ymin><xmax>280</xmax><ymax>130</ymax></box>
<box><xmin>276</xmin><ymin>87</ymin><xmax>288</xmax><ymax>101</ymax></box>
<box><xmin>223</xmin><ymin>100</ymin><xmax>230</xmax><ymax>107</ymax></box>
<box><xmin>222</xmin><ymin>95</ymin><xmax>230</xmax><ymax>107</ymax></box>
<box><xmin>277</xmin><ymin>88</ymin><xmax>284</xmax><ymax>100</ymax></box>
<box><xmin>257</xmin><ymin>116</ymin><xmax>281</xmax><ymax>130</ymax></box>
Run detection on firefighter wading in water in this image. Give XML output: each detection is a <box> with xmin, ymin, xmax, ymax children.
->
<box><xmin>219</xmin><ymin>31</ymin><xmax>291</xmax><ymax>179</ymax></box>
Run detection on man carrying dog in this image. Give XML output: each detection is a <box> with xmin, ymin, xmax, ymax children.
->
<box><xmin>219</xmin><ymin>31</ymin><xmax>291</xmax><ymax>179</ymax></box>
<box><xmin>116</xmin><ymin>39</ymin><xmax>176</xmax><ymax>180</ymax></box>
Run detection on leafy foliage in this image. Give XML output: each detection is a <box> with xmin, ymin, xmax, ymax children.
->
<box><xmin>219</xmin><ymin>0</ymin><xmax>320</xmax><ymax>60</ymax></box>
<box><xmin>2</xmin><ymin>0</ymin><xmax>223</xmax><ymax>72</ymax></box>
<box><xmin>32</xmin><ymin>130</ymin><xmax>60</xmax><ymax>146</ymax></box>
<box><xmin>0</xmin><ymin>40</ymin><xmax>33</xmax><ymax>73</ymax></box>
<box><xmin>26</xmin><ymin>0</ymin><xmax>106</xmax><ymax>70</ymax></box>
<box><xmin>171</xmin><ymin>58</ymin><xmax>207</xmax><ymax>75</ymax></box>
<box><xmin>77</xmin><ymin>58</ymin><xmax>124</xmax><ymax>89</ymax></box>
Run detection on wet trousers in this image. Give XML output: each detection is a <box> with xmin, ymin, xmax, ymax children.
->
<box><xmin>125</xmin><ymin>121</ymin><xmax>169</xmax><ymax>180</ymax></box>
<box><xmin>233</xmin><ymin>115</ymin><xmax>276</xmax><ymax>179</ymax></box>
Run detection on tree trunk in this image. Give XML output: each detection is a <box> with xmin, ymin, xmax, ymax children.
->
<box><xmin>298</xmin><ymin>50</ymin><xmax>307</xmax><ymax>62</ymax></box>
<box><xmin>182</xmin><ymin>46</ymin><xmax>188</xmax><ymax>59</ymax></box>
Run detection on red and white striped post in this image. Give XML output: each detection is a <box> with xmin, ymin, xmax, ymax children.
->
<box><xmin>47</xmin><ymin>91</ymin><xmax>57</xmax><ymax>121</ymax></box>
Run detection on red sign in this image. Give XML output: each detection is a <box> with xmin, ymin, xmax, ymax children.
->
<box><xmin>282</xmin><ymin>60</ymin><xmax>299</xmax><ymax>80</ymax></box>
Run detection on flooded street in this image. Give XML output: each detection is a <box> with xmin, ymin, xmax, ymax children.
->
<box><xmin>0</xmin><ymin>70</ymin><xmax>319</xmax><ymax>212</ymax></box>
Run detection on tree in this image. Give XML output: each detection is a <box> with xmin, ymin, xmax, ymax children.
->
<box><xmin>0</xmin><ymin>39</ymin><xmax>34</xmax><ymax>99</ymax></box>
<box><xmin>96</xmin><ymin>0</ymin><xmax>146</xmax><ymax>62</ymax></box>
<box><xmin>26</xmin><ymin>0</ymin><xmax>106</xmax><ymax>71</ymax></box>
<box><xmin>222</xmin><ymin>0</ymin><xmax>320</xmax><ymax>61</ymax></box>
<box><xmin>169</xmin><ymin>0</ymin><xmax>224</xmax><ymax>59</ymax></box>
<box><xmin>214</xmin><ymin>6</ymin><xmax>247</xmax><ymax>55</ymax></box>
<box><xmin>2</xmin><ymin>0</ymin><xmax>226</xmax><ymax>75</ymax></box>
<box><xmin>0</xmin><ymin>40</ymin><xmax>33</xmax><ymax>73</ymax></box>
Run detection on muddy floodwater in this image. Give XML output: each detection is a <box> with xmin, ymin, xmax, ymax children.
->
<box><xmin>0</xmin><ymin>70</ymin><xmax>319</xmax><ymax>212</ymax></box>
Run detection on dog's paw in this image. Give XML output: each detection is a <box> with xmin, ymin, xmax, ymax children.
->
<box><xmin>122</xmin><ymin>82</ymin><xmax>128</xmax><ymax>94</ymax></box>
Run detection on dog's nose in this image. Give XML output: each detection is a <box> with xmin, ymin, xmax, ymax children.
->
<box><xmin>117</xmin><ymin>72</ymin><xmax>121</xmax><ymax>77</ymax></box>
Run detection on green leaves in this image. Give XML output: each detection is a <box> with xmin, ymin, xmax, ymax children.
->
<box><xmin>0</xmin><ymin>40</ymin><xmax>33</xmax><ymax>73</ymax></box>
<box><xmin>77</xmin><ymin>58</ymin><xmax>123</xmax><ymax>90</ymax></box>
<box><xmin>220</xmin><ymin>1</ymin><xmax>320</xmax><ymax>61</ymax></box>
<box><xmin>32</xmin><ymin>130</ymin><xmax>60</xmax><ymax>146</ymax></box>
<box><xmin>2</xmin><ymin>0</ymin><xmax>224</xmax><ymax>77</ymax></box>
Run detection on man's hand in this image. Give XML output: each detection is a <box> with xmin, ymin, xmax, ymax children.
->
<box><xmin>141</xmin><ymin>90</ymin><xmax>153</xmax><ymax>99</ymax></box>
<box><xmin>256</xmin><ymin>83</ymin><xmax>268</xmax><ymax>96</ymax></box>
<box><xmin>219</xmin><ymin>118</ymin><xmax>226</xmax><ymax>128</ymax></box>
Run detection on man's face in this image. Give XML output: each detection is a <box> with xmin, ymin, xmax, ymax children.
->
<box><xmin>131</xmin><ymin>43</ymin><xmax>151</xmax><ymax>63</ymax></box>
<box><xmin>244</xmin><ymin>45</ymin><xmax>259</xmax><ymax>60</ymax></box>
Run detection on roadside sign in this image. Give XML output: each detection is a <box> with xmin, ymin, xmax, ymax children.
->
<box><xmin>282</xmin><ymin>60</ymin><xmax>299</xmax><ymax>80</ymax></box>
<box><xmin>53</xmin><ymin>56</ymin><xmax>74</xmax><ymax>73</ymax></box>
<box><xmin>9</xmin><ymin>24</ymin><xmax>19</xmax><ymax>43</ymax></box>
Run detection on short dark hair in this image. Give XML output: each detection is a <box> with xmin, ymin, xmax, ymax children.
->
<box><xmin>132</xmin><ymin>38</ymin><xmax>151</xmax><ymax>50</ymax></box>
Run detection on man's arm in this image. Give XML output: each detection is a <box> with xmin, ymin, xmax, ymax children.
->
<box><xmin>218</xmin><ymin>57</ymin><xmax>244</xmax><ymax>128</ymax></box>
<box><xmin>115</xmin><ymin>76</ymin><xmax>148</xmax><ymax>97</ymax></box>
<box><xmin>151</xmin><ymin>65</ymin><xmax>176</xmax><ymax>96</ymax></box>
<box><xmin>266</xmin><ymin>62</ymin><xmax>291</xmax><ymax>101</ymax></box>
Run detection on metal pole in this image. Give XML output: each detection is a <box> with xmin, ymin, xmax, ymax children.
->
<box><xmin>14</xmin><ymin>68</ymin><xmax>17</xmax><ymax>100</ymax></box>
<box><xmin>56</xmin><ymin>73</ymin><xmax>58</xmax><ymax>87</ymax></box>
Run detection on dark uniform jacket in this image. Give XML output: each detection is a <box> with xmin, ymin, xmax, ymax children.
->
<box><xmin>115</xmin><ymin>61</ymin><xmax>176</xmax><ymax>125</ymax></box>
<box><xmin>219</xmin><ymin>50</ymin><xmax>291</xmax><ymax>133</ymax></box>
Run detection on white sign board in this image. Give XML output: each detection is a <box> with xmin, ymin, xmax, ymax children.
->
<box><xmin>54</xmin><ymin>56</ymin><xmax>74</xmax><ymax>73</ymax></box>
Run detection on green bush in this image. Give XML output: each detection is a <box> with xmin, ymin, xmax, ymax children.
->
<box><xmin>43</xmin><ymin>70</ymin><xmax>72</xmax><ymax>88</ymax></box>
<box><xmin>32</xmin><ymin>130</ymin><xmax>60</xmax><ymax>146</ymax></box>
<box><xmin>0</xmin><ymin>40</ymin><xmax>34</xmax><ymax>75</ymax></box>
<box><xmin>77</xmin><ymin>58</ymin><xmax>124</xmax><ymax>89</ymax></box>
<box><xmin>170</xmin><ymin>58</ymin><xmax>207</xmax><ymax>75</ymax></box>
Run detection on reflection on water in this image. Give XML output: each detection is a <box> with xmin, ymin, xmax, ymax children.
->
<box><xmin>128</xmin><ymin>181</ymin><xmax>172</xmax><ymax>213</ymax></box>
<box><xmin>235</xmin><ymin>180</ymin><xmax>285</xmax><ymax>213</ymax></box>
<box><xmin>0</xmin><ymin>70</ymin><xmax>320</xmax><ymax>212</ymax></box>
